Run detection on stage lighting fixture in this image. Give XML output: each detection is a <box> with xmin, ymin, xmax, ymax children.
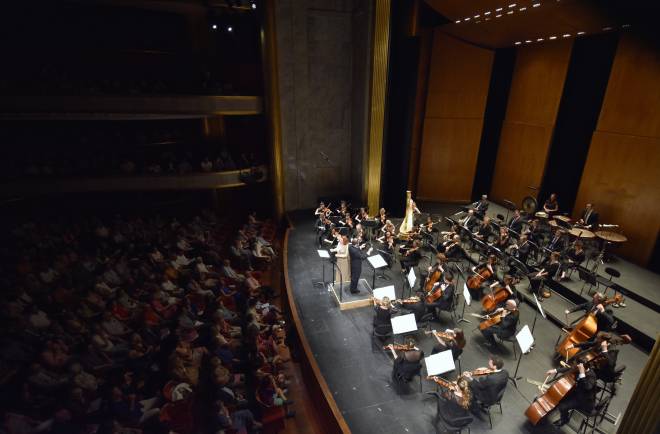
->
<box><xmin>212</xmin><ymin>24</ymin><xmax>218</xmax><ymax>30</ymax></box>
<box><xmin>227</xmin><ymin>26</ymin><xmax>233</xmax><ymax>32</ymax></box>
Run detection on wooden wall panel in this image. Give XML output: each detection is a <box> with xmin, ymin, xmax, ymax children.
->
<box><xmin>417</xmin><ymin>31</ymin><xmax>493</xmax><ymax>202</ymax></box>
<box><xmin>490</xmin><ymin>40</ymin><xmax>572</xmax><ymax>205</ymax></box>
<box><xmin>575</xmin><ymin>132</ymin><xmax>660</xmax><ymax>264</ymax></box>
<box><xmin>597</xmin><ymin>34</ymin><xmax>660</xmax><ymax>138</ymax></box>
<box><xmin>418</xmin><ymin>118</ymin><xmax>484</xmax><ymax>202</ymax></box>
<box><xmin>575</xmin><ymin>34</ymin><xmax>660</xmax><ymax>266</ymax></box>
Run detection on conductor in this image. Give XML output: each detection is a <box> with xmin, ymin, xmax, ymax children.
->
<box><xmin>348</xmin><ymin>238</ymin><xmax>371</xmax><ymax>294</ymax></box>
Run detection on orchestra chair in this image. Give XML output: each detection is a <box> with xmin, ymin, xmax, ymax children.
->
<box><xmin>577</xmin><ymin>266</ymin><xmax>598</xmax><ymax>296</ymax></box>
<box><xmin>426</xmin><ymin>392</ymin><xmax>474</xmax><ymax>434</ymax></box>
<box><xmin>495</xmin><ymin>333</ymin><xmax>518</xmax><ymax>359</ymax></box>
<box><xmin>474</xmin><ymin>390</ymin><xmax>505</xmax><ymax>430</ymax></box>
<box><xmin>573</xmin><ymin>396</ymin><xmax>610</xmax><ymax>434</ymax></box>
<box><xmin>371</xmin><ymin>323</ymin><xmax>393</xmax><ymax>352</ymax></box>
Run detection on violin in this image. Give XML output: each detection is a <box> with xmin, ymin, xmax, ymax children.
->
<box><xmin>555</xmin><ymin>294</ymin><xmax>624</xmax><ymax>360</ymax></box>
<box><xmin>384</xmin><ymin>343</ymin><xmax>415</xmax><ymax>351</ymax></box>
<box><xmin>467</xmin><ymin>265</ymin><xmax>492</xmax><ymax>290</ymax></box>
<box><xmin>427</xmin><ymin>375</ymin><xmax>459</xmax><ymax>391</ymax></box>
<box><xmin>461</xmin><ymin>367</ymin><xmax>495</xmax><ymax>377</ymax></box>
<box><xmin>393</xmin><ymin>296</ymin><xmax>421</xmax><ymax>305</ymax></box>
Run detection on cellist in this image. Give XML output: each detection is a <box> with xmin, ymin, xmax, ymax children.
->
<box><xmin>544</xmin><ymin>357</ymin><xmax>597</xmax><ymax>427</ymax></box>
<box><xmin>425</xmin><ymin>272</ymin><xmax>456</xmax><ymax>318</ymax></box>
<box><xmin>481</xmin><ymin>274</ymin><xmax>519</xmax><ymax>313</ymax></box>
<box><xmin>424</xmin><ymin>253</ymin><xmax>447</xmax><ymax>299</ymax></box>
<box><xmin>480</xmin><ymin>299</ymin><xmax>519</xmax><ymax>347</ymax></box>
<box><xmin>468</xmin><ymin>254</ymin><xmax>498</xmax><ymax>299</ymax></box>
<box><xmin>564</xmin><ymin>292</ymin><xmax>615</xmax><ymax>332</ymax></box>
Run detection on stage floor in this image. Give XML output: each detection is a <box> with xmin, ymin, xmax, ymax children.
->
<box><xmin>286</xmin><ymin>208</ymin><xmax>651</xmax><ymax>434</ymax></box>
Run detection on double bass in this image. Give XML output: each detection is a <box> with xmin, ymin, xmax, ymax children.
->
<box><xmin>525</xmin><ymin>352</ymin><xmax>608</xmax><ymax>425</ymax></box>
<box><xmin>555</xmin><ymin>294</ymin><xmax>624</xmax><ymax>360</ymax></box>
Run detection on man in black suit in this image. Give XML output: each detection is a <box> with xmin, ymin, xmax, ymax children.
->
<box><xmin>513</xmin><ymin>234</ymin><xmax>531</xmax><ymax>264</ymax></box>
<box><xmin>546</xmin><ymin>358</ymin><xmax>598</xmax><ymax>427</ymax></box>
<box><xmin>564</xmin><ymin>292</ymin><xmax>616</xmax><ymax>332</ymax></box>
<box><xmin>473</xmin><ymin>194</ymin><xmax>490</xmax><ymax>218</ymax></box>
<box><xmin>426</xmin><ymin>273</ymin><xmax>455</xmax><ymax>315</ymax></box>
<box><xmin>474</xmin><ymin>216</ymin><xmax>493</xmax><ymax>241</ymax></box>
<box><xmin>460</xmin><ymin>209</ymin><xmax>479</xmax><ymax>231</ymax></box>
<box><xmin>481</xmin><ymin>300</ymin><xmax>519</xmax><ymax>345</ymax></box>
<box><xmin>348</xmin><ymin>238</ymin><xmax>370</xmax><ymax>294</ymax></box>
<box><xmin>546</xmin><ymin>228</ymin><xmax>566</xmax><ymax>253</ymax></box>
<box><xmin>507</xmin><ymin>209</ymin><xmax>524</xmax><ymax>234</ymax></box>
<box><xmin>464</xmin><ymin>355</ymin><xmax>508</xmax><ymax>406</ymax></box>
<box><xmin>578</xmin><ymin>203</ymin><xmax>599</xmax><ymax>229</ymax></box>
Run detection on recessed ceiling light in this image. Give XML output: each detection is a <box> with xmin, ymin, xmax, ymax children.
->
<box><xmin>485</xmin><ymin>11</ymin><xmax>491</xmax><ymax>15</ymax></box>
<box><xmin>562</xmin><ymin>33</ymin><xmax>571</xmax><ymax>37</ymax></box>
<box><xmin>525</xmin><ymin>40</ymin><xmax>532</xmax><ymax>43</ymax></box>
<box><xmin>577</xmin><ymin>31</ymin><xmax>585</xmax><ymax>35</ymax></box>
<box><xmin>549</xmin><ymin>35</ymin><xmax>557</xmax><ymax>40</ymax></box>
<box><xmin>537</xmin><ymin>38</ymin><xmax>544</xmax><ymax>41</ymax></box>
<box><xmin>532</xmin><ymin>3</ymin><xmax>541</xmax><ymax>7</ymax></box>
<box><xmin>496</xmin><ymin>7</ymin><xmax>503</xmax><ymax>12</ymax></box>
<box><xmin>496</xmin><ymin>14</ymin><xmax>503</xmax><ymax>18</ymax></box>
<box><xmin>515</xmin><ymin>41</ymin><xmax>522</xmax><ymax>45</ymax></box>
<box><xmin>622</xmin><ymin>24</ymin><xmax>631</xmax><ymax>28</ymax></box>
<box><xmin>509</xmin><ymin>3</ymin><xmax>517</xmax><ymax>8</ymax></box>
<box><xmin>465</xmin><ymin>17</ymin><xmax>471</xmax><ymax>21</ymax></box>
<box><xmin>603</xmin><ymin>26</ymin><xmax>612</xmax><ymax>31</ymax></box>
<box><xmin>485</xmin><ymin>17</ymin><xmax>491</xmax><ymax>21</ymax></box>
<box><xmin>519</xmin><ymin>7</ymin><xmax>527</xmax><ymax>11</ymax></box>
<box><xmin>507</xmin><ymin>11</ymin><xmax>514</xmax><ymax>14</ymax></box>
<box><xmin>455</xmin><ymin>20</ymin><xmax>461</xmax><ymax>23</ymax></box>
<box><xmin>474</xmin><ymin>14</ymin><xmax>480</xmax><ymax>18</ymax></box>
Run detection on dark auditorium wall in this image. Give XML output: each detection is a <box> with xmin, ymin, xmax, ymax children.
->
<box><xmin>574</xmin><ymin>33</ymin><xmax>660</xmax><ymax>266</ymax></box>
<box><xmin>416</xmin><ymin>31</ymin><xmax>494</xmax><ymax>203</ymax></box>
<box><xmin>490</xmin><ymin>40</ymin><xmax>573</xmax><ymax>207</ymax></box>
<box><xmin>275</xmin><ymin>0</ymin><xmax>372</xmax><ymax>210</ymax></box>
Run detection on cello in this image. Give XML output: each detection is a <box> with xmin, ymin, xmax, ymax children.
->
<box><xmin>481</xmin><ymin>276</ymin><xmax>520</xmax><ymax>313</ymax></box>
<box><xmin>424</xmin><ymin>254</ymin><xmax>446</xmax><ymax>303</ymax></box>
<box><xmin>467</xmin><ymin>255</ymin><xmax>496</xmax><ymax>290</ymax></box>
<box><xmin>555</xmin><ymin>294</ymin><xmax>623</xmax><ymax>360</ymax></box>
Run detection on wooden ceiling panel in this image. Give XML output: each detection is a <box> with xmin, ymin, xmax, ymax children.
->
<box><xmin>424</xmin><ymin>0</ymin><xmax>622</xmax><ymax>48</ymax></box>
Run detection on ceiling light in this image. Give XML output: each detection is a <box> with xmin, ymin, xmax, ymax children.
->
<box><xmin>485</xmin><ymin>17</ymin><xmax>491</xmax><ymax>21</ymax></box>
<box><xmin>211</xmin><ymin>24</ymin><xmax>217</xmax><ymax>30</ymax></box>
<box><xmin>549</xmin><ymin>35</ymin><xmax>557</xmax><ymax>40</ymax></box>
<box><xmin>537</xmin><ymin>38</ymin><xmax>544</xmax><ymax>41</ymax></box>
<box><xmin>602</xmin><ymin>26</ymin><xmax>612</xmax><ymax>31</ymax></box>
<box><xmin>227</xmin><ymin>26</ymin><xmax>233</xmax><ymax>32</ymax></box>
<box><xmin>496</xmin><ymin>14</ymin><xmax>503</xmax><ymax>18</ymax></box>
<box><xmin>496</xmin><ymin>7</ymin><xmax>503</xmax><ymax>12</ymax></box>
<box><xmin>562</xmin><ymin>33</ymin><xmax>571</xmax><ymax>37</ymax></box>
<box><xmin>509</xmin><ymin>3</ymin><xmax>517</xmax><ymax>8</ymax></box>
<box><xmin>525</xmin><ymin>40</ymin><xmax>532</xmax><ymax>43</ymax></box>
<box><xmin>251</xmin><ymin>2</ymin><xmax>257</xmax><ymax>9</ymax></box>
<box><xmin>485</xmin><ymin>11</ymin><xmax>491</xmax><ymax>15</ymax></box>
<box><xmin>474</xmin><ymin>14</ymin><xmax>480</xmax><ymax>18</ymax></box>
<box><xmin>519</xmin><ymin>7</ymin><xmax>527</xmax><ymax>11</ymax></box>
<box><xmin>515</xmin><ymin>41</ymin><xmax>522</xmax><ymax>45</ymax></box>
<box><xmin>622</xmin><ymin>24</ymin><xmax>631</xmax><ymax>28</ymax></box>
<box><xmin>465</xmin><ymin>17</ymin><xmax>471</xmax><ymax>21</ymax></box>
<box><xmin>577</xmin><ymin>31</ymin><xmax>585</xmax><ymax>35</ymax></box>
<box><xmin>455</xmin><ymin>20</ymin><xmax>461</xmax><ymax>23</ymax></box>
<box><xmin>507</xmin><ymin>10</ymin><xmax>514</xmax><ymax>14</ymax></box>
<box><xmin>532</xmin><ymin>3</ymin><xmax>541</xmax><ymax>7</ymax></box>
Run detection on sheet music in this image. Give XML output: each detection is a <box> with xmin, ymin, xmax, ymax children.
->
<box><xmin>407</xmin><ymin>268</ymin><xmax>416</xmax><ymax>288</ymax></box>
<box><xmin>425</xmin><ymin>350</ymin><xmax>456</xmax><ymax>376</ymax></box>
<box><xmin>373</xmin><ymin>285</ymin><xmax>396</xmax><ymax>301</ymax></box>
<box><xmin>516</xmin><ymin>325</ymin><xmax>534</xmax><ymax>354</ymax></box>
<box><xmin>532</xmin><ymin>294</ymin><xmax>546</xmax><ymax>319</ymax></box>
<box><xmin>391</xmin><ymin>313</ymin><xmax>417</xmax><ymax>334</ymax></box>
<box><xmin>463</xmin><ymin>283</ymin><xmax>472</xmax><ymax>306</ymax></box>
<box><xmin>317</xmin><ymin>249</ymin><xmax>330</xmax><ymax>258</ymax></box>
<box><xmin>367</xmin><ymin>254</ymin><xmax>388</xmax><ymax>269</ymax></box>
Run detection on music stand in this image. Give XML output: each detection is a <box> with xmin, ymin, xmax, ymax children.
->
<box><xmin>367</xmin><ymin>254</ymin><xmax>388</xmax><ymax>290</ymax></box>
<box><xmin>531</xmin><ymin>294</ymin><xmax>546</xmax><ymax>334</ymax></box>
<box><xmin>391</xmin><ymin>313</ymin><xmax>418</xmax><ymax>342</ymax></box>
<box><xmin>510</xmin><ymin>325</ymin><xmax>534</xmax><ymax>388</ymax></box>
<box><xmin>457</xmin><ymin>283</ymin><xmax>472</xmax><ymax>324</ymax></box>
<box><xmin>425</xmin><ymin>350</ymin><xmax>456</xmax><ymax>377</ymax></box>
<box><xmin>314</xmin><ymin>249</ymin><xmax>330</xmax><ymax>288</ymax></box>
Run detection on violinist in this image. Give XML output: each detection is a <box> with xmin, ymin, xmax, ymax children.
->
<box><xmin>400</xmin><ymin>240</ymin><xmax>421</xmax><ymax>272</ymax></box>
<box><xmin>463</xmin><ymin>356</ymin><xmax>508</xmax><ymax>406</ymax></box>
<box><xmin>373</xmin><ymin>296</ymin><xmax>394</xmax><ymax>335</ymax></box>
<box><xmin>344</xmin><ymin>214</ymin><xmax>355</xmax><ymax>233</ymax></box>
<box><xmin>429</xmin><ymin>328</ymin><xmax>465</xmax><ymax>359</ymax></box>
<box><xmin>469</xmin><ymin>255</ymin><xmax>498</xmax><ymax>299</ymax></box>
<box><xmin>323</xmin><ymin>227</ymin><xmax>340</xmax><ymax>249</ymax></box>
<box><xmin>387</xmin><ymin>336</ymin><xmax>423</xmax><ymax>389</ymax></box>
<box><xmin>507</xmin><ymin>209</ymin><xmax>524</xmax><ymax>234</ymax></box>
<box><xmin>354</xmin><ymin>223</ymin><xmax>365</xmax><ymax>244</ymax></box>
<box><xmin>544</xmin><ymin>357</ymin><xmax>597</xmax><ymax>427</ymax></box>
<box><xmin>337</xmin><ymin>200</ymin><xmax>349</xmax><ymax>216</ymax></box>
<box><xmin>529</xmin><ymin>251</ymin><xmax>561</xmax><ymax>299</ymax></box>
<box><xmin>480</xmin><ymin>300</ymin><xmax>519</xmax><ymax>346</ymax></box>
<box><xmin>355</xmin><ymin>207</ymin><xmax>369</xmax><ymax>224</ymax></box>
<box><xmin>432</xmin><ymin>376</ymin><xmax>473</xmax><ymax>417</ymax></box>
<box><xmin>381</xmin><ymin>219</ymin><xmax>396</xmax><ymax>235</ymax></box>
<box><xmin>473</xmin><ymin>216</ymin><xmax>493</xmax><ymax>241</ymax></box>
<box><xmin>564</xmin><ymin>292</ymin><xmax>615</xmax><ymax>332</ymax></box>
<box><xmin>422</xmin><ymin>216</ymin><xmax>438</xmax><ymax>236</ymax></box>
<box><xmin>314</xmin><ymin>201</ymin><xmax>329</xmax><ymax>217</ymax></box>
<box><xmin>378</xmin><ymin>208</ymin><xmax>387</xmax><ymax>229</ymax></box>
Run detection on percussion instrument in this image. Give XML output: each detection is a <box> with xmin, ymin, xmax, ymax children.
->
<box><xmin>555</xmin><ymin>215</ymin><xmax>572</xmax><ymax>223</ymax></box>
<box><xmin>549</xmin><ymin>220</ymin><xmax>558</xmax><ymax>228</ymax></box>
<box><xmin>595</xmin><ymin>231</ymin><xmax>628</xmax><ymax>243</ymax></box>
<box><xmin>535</xmin><ymin>211</ymin><xmax>549</xmax><ymax>219</ymax></box>
<box><xmin>568</xmin><ymin>228</ymin><xmax>595</xmax><ymax>238</ymax></box>
<box><xmin>522</xmin><ymin>196</ymin><xmax>537</xmax><ymax>214</ymax></box>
